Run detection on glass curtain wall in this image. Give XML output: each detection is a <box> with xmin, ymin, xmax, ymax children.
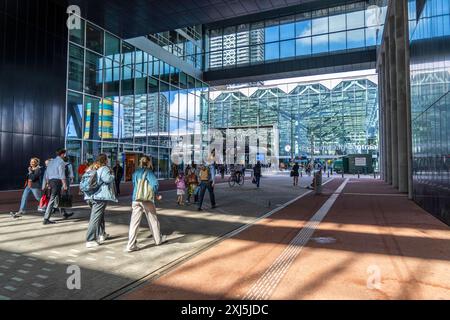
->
<box><xmin>66</xmin><ymin>17</ymin><xmax>209</xmax><ymax>182</ymax></box>
<box><xmin>209</xmin><ymin>77</ymin><xmax>379</xmax><ymax>162</ymax></box>
<box><xmin>148</xmin><ymin>26</ymin><xmax>203</xmax><ymax>70</ymax></box>
<box><xmin>206</xmin><ymin>0</ymin><xmax>388</xmax><ymax>70</ymax></box>
<box><xmin>408</xmin><ymin>0</ymin><xmax>450</xmax><ymax>223</ymax></box>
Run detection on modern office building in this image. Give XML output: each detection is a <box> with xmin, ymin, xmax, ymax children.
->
<box><xmin>209</xmin><ymin>72</ymin><xmax>379</xmax><ymax>164</ymax></box>
<box><xmin>0</xmin><ymin>0</ymin><xmax>448</xmax><ymax>224</ymax></box>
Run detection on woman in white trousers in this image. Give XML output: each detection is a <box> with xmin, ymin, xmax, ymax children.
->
<box><xmin>125</xmin><ymin>156</ymin><xmax>166</xmax><ymax>252</ymax></box>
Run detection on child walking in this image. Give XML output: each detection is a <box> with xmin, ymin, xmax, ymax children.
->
<box><xmin>186</xmin><ymin>168</ymin><xmax>199</xmax><ymax>204</ymax></box>
<box><xmin>175</xmin><ymin>172</ymin><xmax>186</xmax><ymax>205</ymax></box>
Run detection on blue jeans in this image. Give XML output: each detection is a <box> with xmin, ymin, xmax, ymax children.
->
<box><xmin>86</xmin><ymin>200</ymin><xmax>107</xmax><ymax>242</ymax></box>
<box><xmin>255</xmin><ymin>175</ymin><xmax>261</xmax><ymax>188</ymax></box>
<box><xmin>19</xmin><ymin>187</ymin><xmax>41</xmax><ymax>213</ymax></box>
<box><xmin>198</xmin><ymin>181</ymin><xmax>216</xmax><ymax>209</ymax></box>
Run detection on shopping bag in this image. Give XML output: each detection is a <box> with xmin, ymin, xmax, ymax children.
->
<box><xmin>58</xmin><ymin>193</ymin><xmax>73</xmax><ymax>208</ymax></box>
<box><xmin>38</xmin><ymin>194</ymin><xmax>49</xmax><ymax>210</ymax></box>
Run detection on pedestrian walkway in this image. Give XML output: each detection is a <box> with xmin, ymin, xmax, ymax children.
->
<box><xmin>122</xmin><ymin>178</ymin><xmax>450</xmax><ymax>300</ymax></box>
<box><xmin>0</xmin><ymin>175</ymin><xmax>318</xmax><ymax>300</ymax></box>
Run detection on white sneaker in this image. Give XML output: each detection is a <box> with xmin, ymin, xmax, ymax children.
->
<box><xmin>124</xmin><ymin>244</ymin><xmax>140</xmax><ymax>252</ymax></box>
<box><xmin>156</xmin><ymin>235</ymin><xmax>167</xmax><ymax>246</ymax></box>
<box><xmin>86</xmin><ymin>241</ymin><xmax>99</xmax><ymax>248</ymax></box>
<box><xmin>98</xmin><ymin>233</ymin><xmax>110</xmax><ymax>243</ymax></box>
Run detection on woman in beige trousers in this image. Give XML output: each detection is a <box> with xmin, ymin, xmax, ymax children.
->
<box><xmin>125</xmin><ymin>156</ymin><xmax>166</xmax><ymax>252</ymax></box>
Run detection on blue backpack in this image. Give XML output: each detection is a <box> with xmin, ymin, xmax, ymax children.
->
<box><xmin>79</xmin><ymin>169</ymin><xmax>101</xmax><ymax>196</ymax></box>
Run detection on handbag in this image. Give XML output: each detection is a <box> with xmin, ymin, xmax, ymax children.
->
<box><xmin>39</xmin><ymin>193</ymin><xmax>49</xmax><ymax>209</ymax></box>
<box><xmin>58</xmin><ymin>192</ymin><xmax>73</xmax><ymax>208</ymax></box>
<box><xmin>290</xmin><ymin>170</ymin><xmax>294</xmax><ymax>177</ymax></box>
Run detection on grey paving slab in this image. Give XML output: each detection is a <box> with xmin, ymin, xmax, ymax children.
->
<box><xmin>0</xmin><ymin>174</ymin><xmax>326</xmax><ymax>299</ymax></box>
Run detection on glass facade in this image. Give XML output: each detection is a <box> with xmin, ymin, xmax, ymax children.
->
<box><xmin>148</xmin><ymin>26</ymin><xmax>203</xmax><ymax>70</ymax></box>
<box><xmin>66</xmin><ymin>18</ymin><xmax>209</xmax><ymax>183</ymax></box>
<box><xmin>206</xmin><ymin>0</ymin><xmax>387</xmax><ymax>70</ymax></box>
<box><xmin>208</xmin><ymin>74</ymin><xmax>379</xmax><ymax>164</ymax></box>
<box><xmin>409</xmin><ymin>0</ymin><xmax>450</xmax><ymax>223</ymax></box>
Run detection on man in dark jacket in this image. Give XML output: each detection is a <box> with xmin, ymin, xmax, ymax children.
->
<box><xmin>113</xmin><ymin>161</ymin><xmax>124</xmax><ymax>196</ymax></box>
<box><xmin>253</xmin><ymin>161</ymin><xmax>262</xmax><ymax>188</ymax></box>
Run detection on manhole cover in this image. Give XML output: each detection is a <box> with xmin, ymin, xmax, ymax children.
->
<box><xmin>311</xmin><ymin>237</ymin><xmax>336</xmax><ymax>244</ymax></box>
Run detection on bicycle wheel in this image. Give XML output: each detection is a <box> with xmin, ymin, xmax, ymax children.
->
<box><xmin>228</xmin><ymin>176</ymin><xmax>236</xmax><ymax>187</ymax></box>
<box><xmin>237</xmin><ymin>175</ymin><xmax>245</xmax><ymax>186</ymax></box>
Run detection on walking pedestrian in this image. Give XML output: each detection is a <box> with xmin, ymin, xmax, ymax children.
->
<box><xmin>125</xmin><ymin>156</ymin><xmax>166</xmax><ymax>252</ymax></box>
<box><xmin>253</xmin><ymin>161</ymin><xmax>262</xmax><ymax>188</ymax></box>
<box><xmin>292</xmin><ymin>162</ymin><xmax>300</xmax><ymax>186</ymax></box>
<box><xmin>197</xmin><ymin>164</ymin><xmax>216</xmax><ymax>211</ymax></box>
<box><xmin>11</xmin><ymin>158</ymin><xmax>42</xmax><ymax>218</ymax></box>
<box><xmin>175</xmin><ymin>172</ymin><xmax>186</xmax><ymax>205</ymax></box>
<box><xmin>42</xmin><ymin>149</ymin><xmax>69</xmax><ymax>224</ymax></box>
<box><xmin>83</xmin><ymin>154</ymin><xmax>117</xmax><ymax>248</ymax></box>
<box><xmin>57</xmin><ymin>156</ymin><xmax>75</xmax><ymax>219</ymax></box>
<box><xmin>112</xmin><ymin>161</ymin><xmax>124</xmax><ymax>196</ymax></box>
<box><xmin>186</xmin><ymin>168</ymin><xmax>199</xmax><ymax>204</ymax></box>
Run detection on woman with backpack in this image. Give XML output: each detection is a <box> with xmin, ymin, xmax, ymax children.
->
<box><xmin>11</xmin><ymin>158</ymin><xmax>42</xmax><ymax>218</ymax></box>
<box><xmin>125</xmin><ymin>156</ymin><xmax>166</xmax><ymax>253</ymax></box>
<box><xmin>83</xmin><ymin>154</ymin><xmax>117</xmax><ymax>248</ymax></box>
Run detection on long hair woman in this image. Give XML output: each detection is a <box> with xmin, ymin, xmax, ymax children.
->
<box><xmin>12</xmin><ymin>158</ymin><xmax>42</xmax><ymax>218</ymax></box>
<box><xmin>84</xmin><ymin>154</ymin><xmax>117</xmax><ymax>248</ymax></box>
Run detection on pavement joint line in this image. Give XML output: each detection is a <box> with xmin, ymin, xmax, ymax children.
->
<box><xmin>18</xmin><ymin>270</ymin><xmax>29</xmax><ymax>274</ymax></box>
<box><xmin>11</xmin><ymin>277</ymin><xmax>23</xmax><ymax>282</ymax></box>
<box><xmin>243</xmin><ymin>178</ymin><xmax>349</xmax><ymax>300</ymax></box>
<box><xmin>23</xmin><ymin>264</ymin><xmax>33</xmax><ymax>267</ymax></box>
<box><xmin>101</xmin><ymin>178</ymin><xmax>336</xmax><ymax>300</ymax></box>
<box><xmin>31</xmin><ymin>283</ymin><xmax>44</xmax><ymax>288</ymax></box>
<box><xmin>0</xmin><ymin>295</ymin><xmax>11</xmax><ymax>300</ymax></box>
<box><xmin>342</xmin><ymin>192</ymin><xmax>407</xmax><ymax>197</ymax></box>
<box><xmin>4</xmin><ymin>286</ymin><xmax>17</xmax><ymax>291</ymax></box>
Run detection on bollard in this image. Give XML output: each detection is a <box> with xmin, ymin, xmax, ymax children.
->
<box><xmin>358</xmin><ymin>171</ymin><xmax>360</xmax><ymax>179</ymax></box>
<box><xmin>315</xmin><ymin>170</ymin><xmax>322</xmax><ymax>195</ymax></box>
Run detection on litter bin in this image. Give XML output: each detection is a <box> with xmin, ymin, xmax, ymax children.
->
<box><xmin>314</xmin><ymin>170</ymin><xmax>322</xmax><ymax>194</ymax></box>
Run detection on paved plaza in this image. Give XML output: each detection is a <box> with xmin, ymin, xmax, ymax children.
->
<box><xmin>0</xmin><ymin>174</ymin><xmax>321</xmax><ymax>300</ymax></box>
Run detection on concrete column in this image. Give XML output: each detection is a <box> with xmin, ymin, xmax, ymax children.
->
<box><xmin>384</xmin><ymin>37</ymin><xmax>392</xmax><ymax>184</ymax></box>
<box><xmin>388</xmin><ymin>14</ymin><xmax>399</xmax><ymax>188</ymax></box>
<box><xmin>395</xmin><ymin>0</ymin><xmax>409</xmax><ymax>193</ymax></box>
<box><xmin>378</xmin><ymin>67</ymin><xmax>385</xmax><ymax>180</ymax></box>
<box><xmin>403</xmin><ymin>0</ymin><xmax>413</xmax><ymax>199</ymax></box>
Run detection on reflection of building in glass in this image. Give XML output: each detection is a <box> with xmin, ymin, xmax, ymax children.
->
<box><xmin>408</xmin><ymin>0</ymin><xmax>450</xmax><ymax>222</ymax></box>
<box><xmin>100</xmin><ymin>99</ymin><xmax>114</xmax><ymax>139</ymax></box>
<box><xmin>209</xmin><ymin>77</ymin><xmax>378</xmax><ymax>160</ymax></box>
<box><xmin>83</xmin><ymin>100</ymin><xmax>114</xmax><ymax>140</ymax></box>
<box><xmin>209</xmin><ymin>27</ymin><xmax>265</xmax><ymax>68</ymax></box>
<box><xmin>206</xmin><ymin>0</ymin><xmax>387</xmax><ymax>70</ymax></box>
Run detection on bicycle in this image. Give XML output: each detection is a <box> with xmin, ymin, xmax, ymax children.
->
<box><xmin>228</xmin><ymin>170</ymin><xmax>245</xmax><ymax>187</ymax></box>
